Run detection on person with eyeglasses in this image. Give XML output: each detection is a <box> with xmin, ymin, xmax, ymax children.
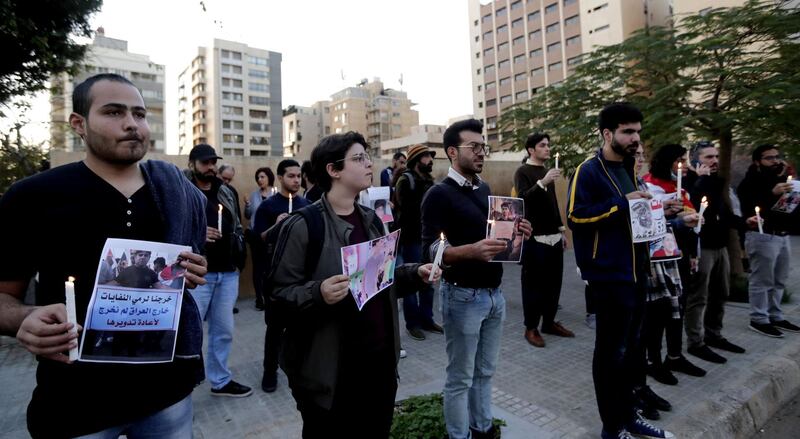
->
<box><xmin>269</xmin><ymin>132</ymin><xmax>439</xmax><ymax>438</ymax></box>
<box><xmin>684</xmin><ymin>142</ymin><xmax>747</xmax><ymax>365</ymax></box>
<box><xmin>737</xmin><ymin>144</ymin><xmax>799</xmax><ymax>338</ymax></box>
<box><xmin>421</xmin><ymin>119</ymin><xmax>533</xmax><ymax>439</ymax></box>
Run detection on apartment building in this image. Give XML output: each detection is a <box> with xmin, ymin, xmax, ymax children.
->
<box><xmin>177</xmin><ymin>39</ymin><xmax>282</xmax><ymax>156</ymax></box>
<box><xmin>282</xmin><ymin>101</ymin><xmax>330</xmax><ymax>160</ymax></box>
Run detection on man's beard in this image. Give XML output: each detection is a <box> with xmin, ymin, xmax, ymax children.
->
<box><xmin>194</xmin><ymin>169</ymin><xmax>217</xmax><ymax>183</ymax></box>
<box><xmin>420</xmin><ymin>162</ymin><xmax>433</xmax><ymax>174</ymax></box>
<box><xmin>611</xmin><ymin>138</ymin><xmax>638</xmax><ymax>158</ymax></box>
<box><xmin>84</xmin><ymin>128</ymin><xmax>147</xmax><ymax>166</ymax></box>
<box><xmin>765</xmin><ymin>163</ymin><xmax>784</xmax><ymax>175</ymax></box>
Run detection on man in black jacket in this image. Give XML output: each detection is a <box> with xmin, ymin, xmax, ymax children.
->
<box><xmin>686</xmin><ymin>142</ymin><xmax>746</xmax><ymax>364</ymax></box>
<box><xmin>737</xmin><ymin>144</ymin><xmax>799</xmax><ymax>337</ymax></box>
<box><xmin>394</xmin><ymin>144</ymin><xmax>442</xmax><ymax>340</ymax></box>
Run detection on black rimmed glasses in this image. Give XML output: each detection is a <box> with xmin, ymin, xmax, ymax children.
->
<box><xmin>457</xmin><ymin>142</ymin><xmax>490</xmax><ymax>156</ymax></box>
<box><xmin>334</xmin><ymin>152</ymin><xmax>372</xmax><ymax>166</ymax></box>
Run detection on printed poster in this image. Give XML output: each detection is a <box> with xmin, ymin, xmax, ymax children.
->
<box><xmin>341</xmin><ymin>230</ymin><xmax>400</xmax><ymax>310</ymax></box>
<box><xmin>486</xmin><ymin>196</ymin><xmax>525</xmax><ymax>263</ymax></box>
<box><xmin>771</xmin><ymin>180</ymin><xmax>800</xmax><ymax>214</ymax></box>
<box><xmin>630</xmin><ymin>198</ymin><xmax>667</xmax><ymax>243</ymax></box>
<box><xmin>649</xmin><ymin>230</ymin><xmax>682</xmax><ymax>262</ymax></box>
<box><xmin>358</xmin><ymin>186</ymin><xmax>394</xmax><ymax>223</ymax></box>
<box><xmin>78</xmin><ymin>238</ymin><xmax>190</xmax><ymax>364</ymax></box>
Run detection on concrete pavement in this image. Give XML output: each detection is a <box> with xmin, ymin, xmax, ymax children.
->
<box><xmin>1</xmin><ymin>237</ymin><xmax>799</xmax><ymax>438</ymax></box>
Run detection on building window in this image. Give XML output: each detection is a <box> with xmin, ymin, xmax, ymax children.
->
<box><xmin>486</xmin><ymin>98</ymin><xmax>497</xmax><ymax>107</ymax></box>
<box><xmin>592</xmin><ymin>3</ymin><xmax>608</xmax><ymax>12</ymax></box>
<box><xmin>498</xmin><ymin>59</ymin><xmax>510</xmax><ymax>69</ymax></box>
<box><xmin>497</xmin><ymin>42</ymin><xmax>508</xmax><ymax>52</ymax></box>
<box><xmin>529</xmin><ymin>29</ymin><xmax>541</xmax><ymax>40</ymax></box>
<box><xmin>532</xmin><ymin>86</ymin><xmax>542</xmax><ymax>94</ymax></box>
<box><xmin>567</xmin><ymin>55</ymin><xmax>583</xmax><ymax>66</ymax></box>
<box><xmin>566</xmin><ymin>35</ymin><xmax>580</xmax><ymax>46</ymax></box>
<box><xmin>564</xmin><ymin>15</ymin><xmax>579</xmax><ymax>26</ymax></box>
<box><xmin>486</xmin><ymin>117</ymin><xmax>497</xmax><ymax>128</ymax></box>
<box><xmin>511</xmin><ymin>0</ymin><xmax>522</xmax><ymax>10</ymax></box>
<box><xmin>515</xmin><ymin>72</ymin><xmax>527</xmax><ymax>81</ymax></box>
<box><xmin>221</xmin><ymin>50</ymin><xmax>242</xmax><ymax>60</ymax></box>
<box><xmin>482</xmin><ymin>13</ymin><xmax>492</xmax><ymax>23</ymax></box>
<box><xmin>250</xmin><ymin>150</ymin><xmax>268</xmax><ymax>156</ymax></box>
<box><xmin>531</xmin><ymin>67</ymin><xmax>544</xmax><ymax>76</ymax></box>
<box><xmin>528</xmin><ymin>10</ymin><xmax>540</xmax><ymax>21</ymax></box>
<box><xmin>223</xmin><ymin>134</ymin><xmax>244</xmax><ymax>144</ymax></box>
<box><xmin>530</xmin><ymin>48</ymin><xmax>543</xmax><ymax>57</ymax></box>
<box><xmin>496</xmin><ymin>6</ymin><xmax>506</xmax><ymax>16</ymax></box>
<box><xmin>221</xmin><ymin>64</ymin><xmax>243</xmax><ymax>74</ymax></box>
<box><xmin>512</xmin><ymin>36</ymin><xmax>524</xmax><ymax>45</ymax></box>
<box><xmin>593</xmin><ymin>24</ymin><xmax>610</xmax><ymax>32</ymax></box>
<box><xmin>484</xmin><ymin>30</ymin><xmax>493</xmax><ymax>39</ymax></box>
<box><xmin>249</xmin><ymin>69</ymin><xmax>269</xmax><ymax>79</ymax></box>
<box><xmin>499</xmin><ymin>77</ymin><xmax>510</xmax><ymax>86</ymax></box>
<box><xmin>516</xmin><ymin>90</ymin><xmax>529</xmax><ymax>100</ymax></box>
<box><xmin>477</xmin><ymin>68</ymin><xmax>481</xmax><ymax>75</ymax></box>
<box><xmin>221</xmin><ymin>78</ymin><xmax>242</xmax><ymax>88</ymax></box>
<box><xmin>512</xmin><ymin>18</ymin><xmax>523</xmax><ymax>28</ymax></box>
<box><xmin>475</xmin><ymin>35</ymin><xmax>480</xmax><ymax>42</ymax></box>
<box><xmin>564</xmin><ymin>0</ymin><xmax>577</xmax><ymax>6</ymax></box>
<box><xmin>477</xmin><ymin>85</ymin><xmax>482</xmax><ymax>91</ymax></box>
<box><xmin>222</xmin><ymin>120</ymin><xmax>244</xmax><ymax>129</ymax></box>
<box><xmin>222</xmin><ymin>106</ymin><xmax>243</xmax><ymax>115</ymax></box>
<box><xmin>497</xmin><ymin>24</ymin><xmax>508</xmax><ymax>34</ymax></box>
<box><xmin>250</xmin><ymin>136</ymin><xmax>270</xmax><ymax>145</ymax></box>
<box><xmin>250</xmin><ymin>123</ymin><xmax>270</xmax><ymax>132</ymax></box>
<box><xmin>249</xmin><ymin>96</ymin><xmax>269</xmax><ymax>106</ymax></box>
<box><xmin>474</xmin><ymin>19</ymin><xmax>479</xmax><ymax>26</ymax></box>
<box><xmin>478</xmin><ymin>102</ymin><xmax>483</xmax><ymax>108</ymax></box>
<box><xmin>484</xmin><ymin>47</ymin><xmax>494</xmax><ymax>57</ymax></box>
<box><xmin>486</xmin><ymin>81</ymin><xmax>496</xmax><ymax>89</ymax></box>
<box><xmin>547</xmin><ymin>41</ymin><xmax>561</xmax><ymax>52</ymax></box>
<box><xmin>545</xmin><ymin>3</ymin><xmax>557</xmax><ymax>14</ymax></box>
<box><xmin>500</xmin><ymin>95</ymin><xmax>512</xmax><ymax>104</ymax></box>
<box><xmin>248</xmin><ymin>56</ymin><xmax>269</xmax><ymax>66</ymax></box>
<box><xmin>549</xmin><ymin>61</ymin><xmax>562</xmax><ymax>71</ymax></box>
<box><xmin>546</xmin><ymin>23</ymin><xmax>559</xmax><ymax>33</ymax></box>
<box><xmin>249</xmin><ymin>109</ymin><xmax>268</xmax><ymax>119</ymax></box>
<box><xmin>513</xmin><ymin>54</ymin><xmax>526</xmax><ymax>64</ymax></box>
<box><xmin>222</xmin><ymin>92</ymin><xmax>243</xmax><ymax>101</ymax></box>
<box><xmin>476</xmin><ymin>52</ymin><xmax>481</xmax><ymax>59</ymax></box>
<box><xmin>484</xmin><ymin>64</ymin><xmax>495</xmax><ymax>75</ymax></box>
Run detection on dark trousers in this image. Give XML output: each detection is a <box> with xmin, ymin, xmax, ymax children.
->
<box><xmin>521</xmin><ymin>240</ymin><xmax>564</xmax><ymax>330</ymax></box>
<box><xmin>262</xmin><ymin>299</ymin><xmax>286</xmax><ymax>375</ymax></box>
<box><xmin>292</xmin><ymin>351</ymin><xmax>397</xmax><ymax>439</ymax></box>
<box><xmin>644</xmin><ymin>298</ymin><xmax>683</xmax><ymax>365</ymax></box>
<box><xmin>251</xmin><ymin>243</ymin><xmax>266</xmax><ymax>307</ymax></box>
<box><xmin>399</xmin><ymin>243</ymin><xmax>434</xmax><ymax>330</ymax></box>
<box><xmin>589</xmin><ymin>280</ymin><xmax>646</xmax><ymax>433</ymax></box>
<box><xmin>585</xmin><ymin>284</ymin><xmax>595</xmax><ymax>314</ymax></box>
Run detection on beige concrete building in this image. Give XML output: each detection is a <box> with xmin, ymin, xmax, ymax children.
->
<box><xmin>468</xmin><ymin>0</ymin><xmax>671</xmax><ymax>149</ymax></box>
<box><xmin>177</xmin><ymin>39</ymin><xmax>282</xmax><ymax>157</ymax></box>
<box><xmin>379</xmin><ymin>124</ymin><xmax>446</xmax><ymax>159</ymax></box>
<box><xmin>282</xmin><ymin>101</ymin><xmax>330</xmax><ymax>160</ymax></box>
<box><xmin>50</xmin><ymin>28</ymin><xmax>166</xmax><ymax>152</ymax></box>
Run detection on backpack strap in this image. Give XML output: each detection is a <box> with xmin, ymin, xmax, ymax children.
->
<box><xmin>298</xmin><ymin>203</ymin><xmax>326</xmax><ymax>276</ymax></box>
<box><xmin>402</xmin><ymin>171</ymin><xmax>416</xmax><ymax>192</ymax></box>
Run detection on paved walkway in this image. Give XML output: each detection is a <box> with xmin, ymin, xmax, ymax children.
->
<box><xmin>1</xmin><ymin>238</ymin><xmax>799</xmax><ymax>438</ymax></box>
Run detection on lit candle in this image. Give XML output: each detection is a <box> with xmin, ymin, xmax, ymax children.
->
<box><xmin>65</xmin><ymin>276</ymin><xmax>79</xmax><ymax>362</ymax></box>
<box><xmin>288</xmin><ymin>193</ymin><xmax>293</xmax><ymax>213</ymax></box>
<box><xmin>676</xmin><ymin>162</ymin><xmax>682</xmax><ymax>197</ymax></box>
<box><xmin>755</xmin><ymin>206</ymin><xmax>764</xmax><ymax>234</ymax></box>
<box><xmin>694</xmin><ymin>196</ymin><xmax>708</xmax><ymax>234</ymax></box>
<box><xmin>554</xmin><ymin>152</ymin><xmax>560</xmax><ymax>170</ymax></box>
<box><xmin>788</xmin><ymin>175</ymin><xmax>793</xmax><ymax>184</ymax></box>
<box><xmin>217</xmin><ymin>204</ymin><xmax>223</xmax><ymax>234</ymax></box>
<box><xmin>488</xmin><ymin>220</ymin><xmax>496</xmax><ymax>239</ymax></box>
<box><xmin>429</xmin><ymin>233</ymin><xmax>446</xmax><ymax>282</ymax></box>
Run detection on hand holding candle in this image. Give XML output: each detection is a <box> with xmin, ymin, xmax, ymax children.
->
<box><xmin>288</xmin><ymin>193</ymin><xmax>293</xmax><ymax>213</ymax></box>
<box><xmin>429</xmin><ymin>233</ymin><xmax>446</xmax><ymax>282</ymax></box>
<box><xmin>755</xmin><ymin>206</ymin><xmax>764</xmax><ymax>234</ymax></box>
<box><xmin>676</xmin><ymin>162</ymin><xmax>683</xmax><ymax>196</ymax></box>
<box><xmin>694</xmin><ymin>196</ymin><xmax>708</xmax><ymax>234</ymax></box>
<box><xmin>554</xmin><ymin>152</ymin><xmax>560</xmax><ymax>170</ymax></box>
<box><xmin>217</xmin><ymin>204</ymin><xmax>223</xmax><ymax>234</ymax></box>
<box><xmin>65</xmin><ymin>277</ymin><xmax>79</xmax><ymax>362</ymax></box>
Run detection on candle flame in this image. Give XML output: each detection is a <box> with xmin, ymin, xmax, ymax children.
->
<box><xmin>440</xmin><ymin>232</ymin><xmax>445</xmax><ymax>240</ymax></box>
<box><xmin>755</xmin><ymin>206</ymin><xmax>761</xmax><ymax>213</ymax></box>
<box><xmin>67</xmin><ymin>276</ymin><xmax>75</xmax><ymax>283</ymax></box>
<box><xmin>789</xmin><ymin>176</ymin><xmax>794</xmax><ymax>183</ymax></box>
<box><xmin>218</xmin><ymin>204</ymin><xmax>223</xmax><ymax>213</ymax></box>
<box><xmin>289</xmin><ymin>193</ymin><xmax>293</xmax><ymax>199</ymax></box>
<box><xmin>678</xmin><ymin>163</ymin><xmax>682</xmax><ymax>169</ymax></box>
<box><xmin>701</xmin><ymin>196</ymin><xmax>707</xmax><ymax>203</ymax></box>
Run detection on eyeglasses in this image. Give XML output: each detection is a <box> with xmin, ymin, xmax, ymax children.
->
<box><xmin>334</xmin><ymin>152</ymin><xmax>372</xmax><ymax>166</ymax></box>
<box><xmin>761</xmin><ymin>154</ymin><xmax>783</xmax><ymax>162</ymax></box>
<box><xmin>457</xmin><ymin>142</ymin><xmax>490</xmax><ymax>156</ymax></box>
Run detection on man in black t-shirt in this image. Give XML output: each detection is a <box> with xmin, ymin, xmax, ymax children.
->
<box><xmin>111</xmin><ymin>250</ymin><xmax>160</xmax><ymax>289</ymax></box>
<box><xmin>0</xmin><ymin>73</ymin><xmax>209</xmax><ymax>438</ymax></box>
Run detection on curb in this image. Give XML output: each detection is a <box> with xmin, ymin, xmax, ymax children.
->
<box><xmin>673</xmin><ymin>337</ymin><xmax>800</xmax><ymax>439</ymax></box>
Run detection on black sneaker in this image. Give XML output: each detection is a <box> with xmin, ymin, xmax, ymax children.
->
<box><xmin>407</xmin><ymin>328</ymin><xmax>426</xmax><ymax>341</ymax></box>
<box><xmin>771</xmin><ymin>319</ymin><xmax>800</xmax><ymax>333</ymax></box>
<box><xmin>422</xmin><ymin>321</ymin><xmax>444</xmax><ymax>334</ymax></box>
<box><xmin>705</xmin><ymin>337</ymin><xmax>745</xmax><ymax>354</ymax></box>
<box><xmin>627</xmin><ymin>412</ymin><xmax>675</xmax><ymax>438</ymax></box>
<box><xmin>636</xmin><ymin>385</ymin><xmax>671</xmax><ymax>412</ymax></box>
<box><xmin>634</xmin><ymin>402</ymin><xmax>660</xmax><ymax>421</ymax></box>
<box><xmin>647</xmin><ymin>363</ymin><xmax>678</xmax><ymax>385</ymax></box>
<box><xmin>664</xmin><ymin>355</ymin><xmax>706</xmax><ymax>377</ymax></box>
<box><xmin>749</xmin><ymin>321</ymin><xmax>784</xmax><ymax>338</ymax></box>
<box><xmin>233</xmin><ymin>307</ymin><xmax>239</xmax><ymax>314</ymax></box>
<box><xmin>687</xmin><ymin>345</ymin><xmax>727</xmax><ymax>364</ymax></box>
<box><xmin>261</xmin><ymin>372</ymin><xmax>277</xmax><ymax>393</ymax></box>
<box><xmin>211</xmin><ymin>380</ymin><xmax>253</xmax><ymax>397</ymax></box>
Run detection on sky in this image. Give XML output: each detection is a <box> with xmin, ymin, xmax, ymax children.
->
<box><xmin>10</xmin><ymin>0</ymin><xmax>476</xmax><ymax>154</ymax></box>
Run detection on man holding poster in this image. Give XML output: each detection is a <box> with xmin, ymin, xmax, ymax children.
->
<box><xmin>421</xmin><ymin>119</ymin><xmax>532</xmax><ymax>439</ymax></box>
<box><xmin>567</xmin><ymin>103</ymin><xmax>673</xmax><ymax>439</ymax></box>
<box><xmin>0</xmin><ymin>74</ymin><xmax>208</xmax><ymax>438</ymax></box>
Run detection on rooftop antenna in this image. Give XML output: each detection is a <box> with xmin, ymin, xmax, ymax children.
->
<box><xmin>399</xmin><ymin>73</ymin><xmax>404</xmax><ymax>91</ymax></box>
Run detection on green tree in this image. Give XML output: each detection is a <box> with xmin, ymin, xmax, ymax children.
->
<box><xmin>0</xmin><ymin>0</ymin><xmax>102</xmax><ymax>107</ymax></box>
<box><xmin>499</xmin><ymin>0</ymin><xmax>800</xmax><ymax>181</ymax></box>
<box><xmin>0</xmin><ymin>121</ymin><xmax>47</xmax><ymax>194</ymax></box>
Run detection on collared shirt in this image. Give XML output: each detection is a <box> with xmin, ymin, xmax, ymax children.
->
<box><xmin>447</xmin><ymin>166</ymin><xmax>481</xmax><ymax>191</ymax></box>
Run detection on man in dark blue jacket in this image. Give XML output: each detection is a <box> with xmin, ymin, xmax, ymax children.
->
<box><xmin>567</xmin><ymin>103</ymin><xmax>673</xmax><ymax>439</ymax></box>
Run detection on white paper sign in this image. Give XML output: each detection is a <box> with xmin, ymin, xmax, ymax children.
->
<box><xmin>630</xmin><ymin>198</ymin><xmax>667</xmax><ymax>243</ymax></box>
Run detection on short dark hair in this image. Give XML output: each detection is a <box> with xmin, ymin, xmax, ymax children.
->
<box><xmin>525</xmin><ymin>132</ymin><xmax>550</xmax><ymax>152</ymax></box>
<box><xmin>153</xmin><ymin>257</ymin><xmax>166</xmax><ymax>268</ymax></box>
<box><xmin>254</xmin><ymin>167</ymin><xmax>275</xmax><ymax>186</ymax></box>
<box><xmin>690</xmin><ymin>140</ymin><xmax>714</xmax><ymax>162</ymax></box>
<box><xmin>393</xmin><ymin>152</ymin><xmax>406</xmax><ymax>161</ymax></box>
<box><xmin>277</xmin><ymin>159</ymin><xmax>301</xmax><ymax>176</ymax></box>
<box><xmin>311</xmin><ymin>131</ymin><xmax>369</xmax><ymax>192</ymax></box>
<box><xmin>218</xmin><ymin>164</ymin><xmax>234</xmax><ymax>173</ymax></box>
<box><xmin>443</xmin><ymin>119</ymin><xmax>483</xmax><ymax>158</ymax></box>
<box><xmin>300</xmin><ymin>160</ymin><xmax>315</xmax><ymax>184</ymax></box>
<box><xmin>72</xmin><ymin>73</ymin><xmax>138</xmax><ymax>118</ymax></box>
<box><xmin>649</xmin><ymin>144</ymin><xmax>687</xmax><ymax>181</ymax></box>
<box><xmin>598</xmin><ymin>102</ymin><xmax>643</xmax><ymax>135</ymax></box>
<box><xmin>752</xmin><ymin>144</ymin><xmax>778</xmax><ymax>162</ymax></box>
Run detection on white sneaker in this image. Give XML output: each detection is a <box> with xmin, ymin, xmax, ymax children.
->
<box><xmin>400</xmin><ymin>349</ymin><xmax>407</xmax><ymax>359</ymax></box>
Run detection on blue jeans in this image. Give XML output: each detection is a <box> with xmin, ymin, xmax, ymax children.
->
<box><xmin>399</xmin><ymin>243</ymin><xmax>435</xmax><ymax>329</ymax></box>
<box><xmin>745</xmin><ymin>232</ymin><xmax>790</xmax><ymax>324</ymax></box>
<box><xmin>440</xmin><ymin>282</ymin><xmax>506</xmax><ymax>439</ymax></box>
<box><xmin>75</xmin><ymin>394</ymin><xmax>192</xmax><ymax>438</ymax></box>
<box><xmin>190</xmin><ymin>270</ymin><xmax>240</xmax><ymax>389</ymax></box>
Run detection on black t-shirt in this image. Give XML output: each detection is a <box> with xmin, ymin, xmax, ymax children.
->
<box><xmin>115</xmin><ymin>264</ymin><xmax>159</xmax><ymax>288</ymax></box>
<box><xmin>606</xmin><ymin>161</ymin><xmax>650</xmax><ymax>275</ymax></box>
<box><xmin>201</xmin><ymin>184</ymin><xmax>236</xmax><ymax>273</ymax></box>
<box><xmin>0</xmin><ymin>162</ymin><xmax>197</xmax><ymax>438</ymax></box>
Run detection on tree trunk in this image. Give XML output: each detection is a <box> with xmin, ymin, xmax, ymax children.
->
<box><xmin>717</xmin><ymin>129</ymin><xmax>745</xmax><ymax>275</ymax></box>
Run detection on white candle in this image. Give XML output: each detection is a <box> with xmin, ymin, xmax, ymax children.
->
<box><xmin>755</xmin><ymin>206</ymin><xmax>764</xmax><ymax>234</ymax></box>
<box><xmin>694</xmin><ymin>196</ymin><xmax>708</xmax><ymax>234</ymax></box>
<box><xmin>554</xmin><ymin>152</ymin><xmax>560</xmax><ymax>170</ymax></box>
<box><xmin>488</xmin><ymin>220</ymin><xmax>496</xmax><ymax>239</ymax></box>
<box><xmin>217</xmin><ymin>204</ymin><xmax>223</xmax><ymax>234</ymax></box>
<box><xmin>288</xmin><ymin>193</ymin><xmax>293</xmax><ymax>213</ymax></box>
<box><xmin>676</xmin><ymin>162</ymin><xmax>682</xmax><ymax>197</ymax></box>
<box><xmin>788</xmin><ymin>175</ymin><xmax>793</xmax><ymax>184</ymax></box>
<box><xmin>65</xmin><ymin>276</ymin><xmax>79</xmax><ymax>362</ymax></box>
<box><xmin>429</xmin><ymin>233</ymin><xmax>446</xmax><ymax>282</ymax></box>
